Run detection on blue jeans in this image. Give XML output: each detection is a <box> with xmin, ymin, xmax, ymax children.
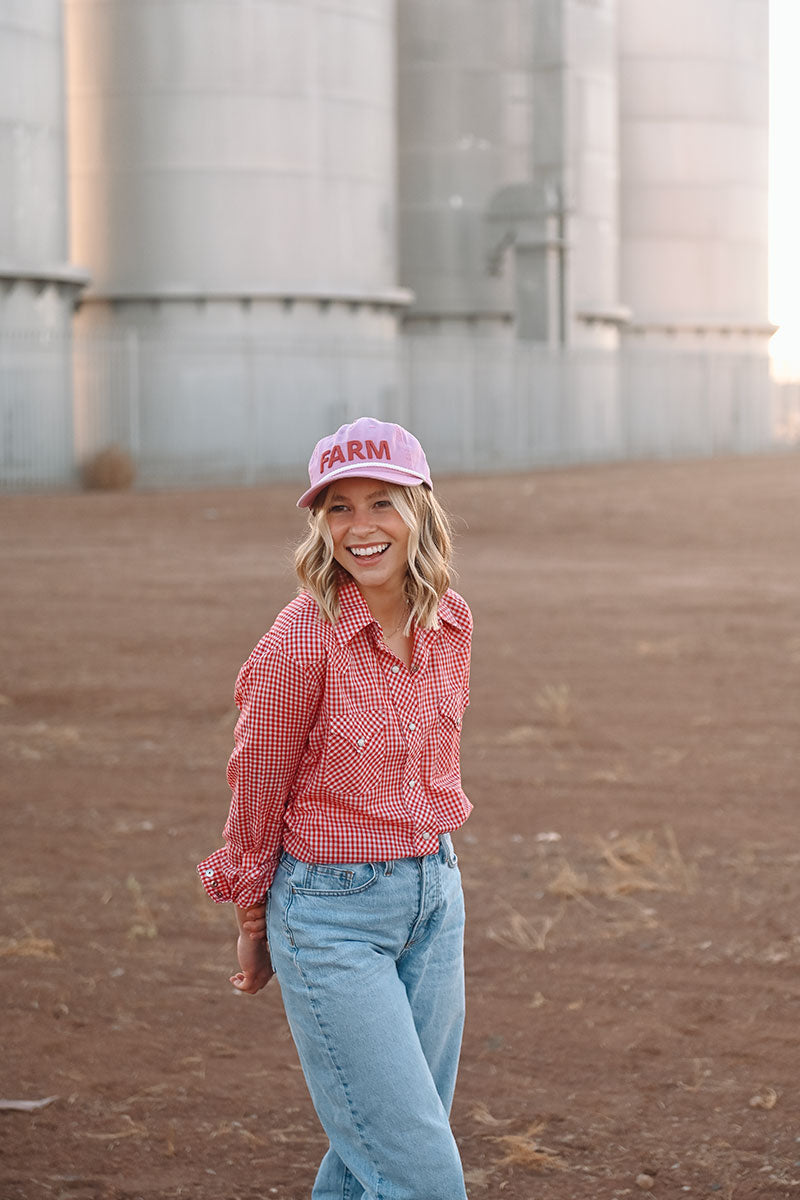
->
<box><xmin>266</xmin><ymin>834</ymin><xmax>468</xmax><ymax>1200</ymax></box>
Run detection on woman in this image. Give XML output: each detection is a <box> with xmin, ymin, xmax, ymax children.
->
<box><xmin>198</xmin><ymin>416</ymin><xmax>473</xmax><ymax>1200</ymax></box>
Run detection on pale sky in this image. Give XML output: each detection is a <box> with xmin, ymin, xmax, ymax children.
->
<box><xmin>769</xmin><ymin>0</ymin><xmax>800</xmax><ymax>372</ymax></box>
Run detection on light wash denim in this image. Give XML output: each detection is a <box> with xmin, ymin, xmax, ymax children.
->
<box><xmin>266</xmin><ymin>834</ymin><xmax>468</xmax><ymax>1200</ymax></box>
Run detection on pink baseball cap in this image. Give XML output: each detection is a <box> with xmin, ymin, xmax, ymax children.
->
<box><xmin>297</xmin><ymin>416</ymin><xmax>433</xmax><ymax>508</ymax></box>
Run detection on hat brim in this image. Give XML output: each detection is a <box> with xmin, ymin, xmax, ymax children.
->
<box><xmin>297</xmin><ymin>464</ymin><xmax>429</xmax><ymax>508</ymax></box>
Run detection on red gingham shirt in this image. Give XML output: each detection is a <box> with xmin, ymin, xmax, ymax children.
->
<box><xmin>197</xmin><ymin>577</ymin><xmax>473</xmax><ymax>907</ymax></box>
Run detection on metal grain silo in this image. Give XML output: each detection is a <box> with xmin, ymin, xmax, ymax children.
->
<box><xmin>0</xmin><ymin>0</ymin><xmax>87</xmax><ymax>486</ymax></box>
<box><xmin>397</xmin><ymin>0</ymin><xmax>625</xmax><ymax>348</ymax></box>
<box><xmin>618</xmin><ymin>0</ymin><xmax>771</xmax><ymax>348</ymax></box>
<box><xmin>396</xmin><ymin>0</ymin><xmax>536</xmax><ymax>329</ymax></box>
<box><xmin>66</xmin><ymin>0</ymin><xmax>405</xmax><ymax>484</ymax></box>
<box><xmin>397</xmin><ymin>0</ymin><xmax>625</xmax><ymax>474</ymax></box>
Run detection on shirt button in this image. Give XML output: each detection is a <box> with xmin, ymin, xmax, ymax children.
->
<box><xmin>407</xmin><ymin>779</ymin><xmax>417</xmax><ymax>788</ymax></box>
<box><xmin>419</xmin><ymin>830</ymin><xmax>433</xmax><ymax>841</ymax></box>
<box><xmin>204</xmin><ymin>869</ymin><xmax>214</xmax><ymax>879</ymax></box>
<box><xmin>408</xmin><ymin>721</ymin><xmax>416</xmax><ymax>732</ymax></box>
<box><xmin>391</xmin><ymin>664</ymin><xmax>400</xmax><ymax>674</ymax></box>
<box><xmin>356</xmin><ymin>737</ymin><xmax>365</xmax><ymax>748</ymax></box>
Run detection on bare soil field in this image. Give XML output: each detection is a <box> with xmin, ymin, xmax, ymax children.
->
<box><xmin>1</xmin><ymin>454</ymin><xmax>799</xmax><ymax>1200</ymax></box>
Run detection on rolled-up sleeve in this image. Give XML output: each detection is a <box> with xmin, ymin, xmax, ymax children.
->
<box><xmin>197</xmin><ymin>647</ymin><xmax>323</xmax><ymax>906</ymax></box>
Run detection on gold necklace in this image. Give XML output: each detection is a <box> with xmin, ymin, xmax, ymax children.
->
<box><xmin>385</xmin><ymin>604</ymin><xmax>411</xmax><ymax>638</ymax></box>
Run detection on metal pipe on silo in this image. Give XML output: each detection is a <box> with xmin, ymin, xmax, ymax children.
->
<box><xmin>534</xmin><ymin>0</ymin><xmax>628</xmax><ymax>349</ymax></box>
<box><xmin>397</xmin><ymin>0</ymin><xmax>626</xmax><ymax>348</ymax></box>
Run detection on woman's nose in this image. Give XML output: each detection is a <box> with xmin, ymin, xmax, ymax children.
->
<box><xmin>350</xmin><ymin>520</ymin><xmax>377</xmax><ymax>537</ymax></box>
<box><xmin>350</xmin><ymin>507</ymin><xmax>376</xmax><ymax>532</ymax></box>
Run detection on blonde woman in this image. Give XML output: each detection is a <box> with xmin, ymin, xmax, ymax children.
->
<box><xmin>198</xmin><ymin>417</ymin><xmax>473</xmax><ymax>1200</ymax></box>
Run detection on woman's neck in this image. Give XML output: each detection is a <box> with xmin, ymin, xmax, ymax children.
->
<box><xmin>358</xmin><ymin>584</ymin><xmax>410</xmax><ymax>637</ymax></box>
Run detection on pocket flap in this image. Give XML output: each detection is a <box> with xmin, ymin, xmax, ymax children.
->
<box><xmin>438</xmin><ymin>692</ymin><xmax>465</xmax><ymax>729</ymax></box>
<box><xmin>329</xmin><ymin>708</ymin><xmax>386</xmax><ymax>750</ymax></box>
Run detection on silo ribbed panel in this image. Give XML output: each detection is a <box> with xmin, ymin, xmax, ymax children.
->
<box><xmin>0</xmin><ymin>0</ymin><xmax>86</xmax><ymax>486</ymax></box>
<box><xmin>0</xmin><ymin>0</ymin><xmax>87</xmax><ymax>321</ymax></box>
<box><xmin>396</xmin><ymin>0</ymin><xmax>535</xmax><ymax>323</ymax></box>
<box><xmin>67</xmin><ymin>0</ymin><xmax>399</xmax><ymax>303</ymax></box>
<box><xmin>618</xmin><ymin>0</ymin><xmax>770</xmax><ymax>345</ymax></box>
<box><xmin>64</xmin><ymin>1</ymin><xmax>405</xmax><ymax>487</ymax></box>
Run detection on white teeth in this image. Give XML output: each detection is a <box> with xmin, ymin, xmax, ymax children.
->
<box><xmin>349</xmin><ymin>544</ymin><xmax>389</xmax><ymax>558</ymax></box>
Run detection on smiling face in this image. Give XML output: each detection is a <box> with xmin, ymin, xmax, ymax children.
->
<box><xmin>324</xmin><ymin>478</ymin><xmax>412</xmax><ymax>601</ymax></box>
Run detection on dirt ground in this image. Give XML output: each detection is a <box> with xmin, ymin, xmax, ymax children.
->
<box><xmin>1</xmin><ymin>453</ymin><xmax>799</xmax><ymax>1200</ymax></box>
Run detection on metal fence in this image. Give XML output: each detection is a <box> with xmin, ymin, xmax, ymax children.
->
<box><xmin>1</xmin><ymin>329</ymin><xmax>798</xmax><ymax>490</ymax></box>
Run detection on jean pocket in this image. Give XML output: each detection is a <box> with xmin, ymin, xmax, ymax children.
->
<box><xmin>291</xmin><ymin>861</ymin><xmax>379</xmax><ymax>897</ymax></box>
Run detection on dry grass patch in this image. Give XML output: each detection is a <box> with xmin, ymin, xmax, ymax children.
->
<box><xmin>126</xmin><ymin>874</ymin><xmax>158</xmax><ymax>939</ymax></box>
<box><xmin>468</xmin><ymin>1108</ymin><xmax>567</xmax><ymax>1175</ymax></box>
<box><xmin>486</xmin><ymin>904</ymin><xmax>562</xmax><ymax>952</ymax></box>
<box><xmin>598</xmin><ymin>826</ymin><xmax>695</xmax><ymax>895</ymax></box>
<box><xmin>547</xmin><ymin>827</ymin><xmax>695</xmax><ymax>903</ymax></box>
<box><xmin>81</xmin><ymin>1114</ymin><xmax>148</xmax><ymax>1141</ymax></box>
<box><xmin>535</xmin><ymin>683</ymin><xmax>575</xmax><ymax>727</ymax></box>
<box><xmin>209</xmin><ymin>1121</ymin><xmax>268</xmax><ymax>1146</ymax></box>
<box><xmin>481</xmin><ymin>828</ymin><xmax>695</xmax><ymax>954</ymax></box>
<box><xmin>546</xmin><ymin>861</ymin><xmax>593</xmax><ymax>901</ymax></box>
<box><xmin>470</xmin><ymin>1103</ymin><xmax>510</xmax><ymax>1128</ymax></box>
<box><xmin>0</xmin><ymin>935</ymin><xmax>59</xmax><ymax>959</ymax></box>
<box><xmin>492</xmin><ymin>1123</ymin><xmax>566</xmax><ymax>1172</ymax></box>
<box><xmin>496</xmin><ymin>724</ymin><xmax>546</xmax><ymax>747</ymax></box>
<box><xmin>749</xmin><ymin>1087</ymin><xmax>779</xmax><ymax>1110</ymax></box>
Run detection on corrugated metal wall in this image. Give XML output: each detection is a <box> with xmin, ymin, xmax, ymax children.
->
<box><xmin>1</xmin><ymin>331</ymin><xmax>792</xmax><ymax>490</ymax></box>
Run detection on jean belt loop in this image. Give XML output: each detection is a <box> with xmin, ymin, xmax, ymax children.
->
<box><xmin>383</xmin><ymin>859</ymin><xmax>394</xmax><ymax>876</ymax></box>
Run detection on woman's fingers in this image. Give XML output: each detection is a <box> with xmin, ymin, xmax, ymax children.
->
<box><xmin>242</xmin><ymin>917</ymin><xmax>267</xmax><ymax>940</ymax></box>
<box><xmin>230</xmin><ymin>971</ymin><xmax>259</xmax><ymax>994</ymax></box>
<box><xmin>229</xmin><ymin>966</ymin><xmax>274</xmax><ymax>994</ymax></box>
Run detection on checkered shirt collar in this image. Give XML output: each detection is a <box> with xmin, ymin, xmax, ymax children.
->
<box><xmin>333</xmin><ymin>575</ymin><xmax>467</xmax><ymax>645</ymax></box>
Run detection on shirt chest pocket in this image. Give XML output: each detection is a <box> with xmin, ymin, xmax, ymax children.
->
<box><xmin>323</xmin><ymin>709</ymin><xmax>387</xmax><ymax>797</ymax></box>
<box><xmin>434</xmin><ymin>692</ymin><xmax>466</xmax><ymax>779</ymax></box>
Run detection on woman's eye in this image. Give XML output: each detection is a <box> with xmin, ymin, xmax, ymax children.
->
<box><xmin>328</xmin><ymin>505</ymin><xmax>348</xmax><ymax>513</ymax></box>
<box><xmin>374</xmin><ymin>500</ymin><xmax>392</xmax><ymax>509</ymax></box>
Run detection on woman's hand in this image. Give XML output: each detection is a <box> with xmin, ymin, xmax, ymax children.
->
<box><xmin>230</xmin><ymin>930</ymin><xmax>274</xmax><ymax>994</ymax></box>
<box><xmin>241</xmin><ymin>905</ymin><xmax>267</xmax><ymax>941</ymax></box>
<box><xmin>231</xmin><ymin>902</ymin><xmax>273</xmax><ymax>993</ymax></box>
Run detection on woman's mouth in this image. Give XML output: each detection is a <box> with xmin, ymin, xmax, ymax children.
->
<box><xmin>347</xmin><ymin>543</ymin><xmax>390</xmax><ymax>559</ymax></box>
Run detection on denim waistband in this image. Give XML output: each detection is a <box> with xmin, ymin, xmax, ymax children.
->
<box><xmin>280</xmin><ymin>832</ymin><xmax>457</xmax><ymax>873</ymax></box>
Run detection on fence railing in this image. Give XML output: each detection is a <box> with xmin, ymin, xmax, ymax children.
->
<box><xmin>1</xmin><ymin>329</ymin><xmax>797</xmax><ymax>489</ymax></box>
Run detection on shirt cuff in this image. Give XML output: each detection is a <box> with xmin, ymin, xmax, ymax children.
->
<box><xmin>196</xmin><ymin>848</ymin><xmax>274</xmax><ymax>907</ymax></box>
<box><xmin>197</xmin><ymin>849</ymin><xmax>232</xmax><ymax>903</ymax></box>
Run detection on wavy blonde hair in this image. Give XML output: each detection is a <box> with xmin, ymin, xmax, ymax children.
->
<box><xmin>294</xmin><ymin>482</ymin><xmax>454</xmax><ymax>631</ymax></box>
